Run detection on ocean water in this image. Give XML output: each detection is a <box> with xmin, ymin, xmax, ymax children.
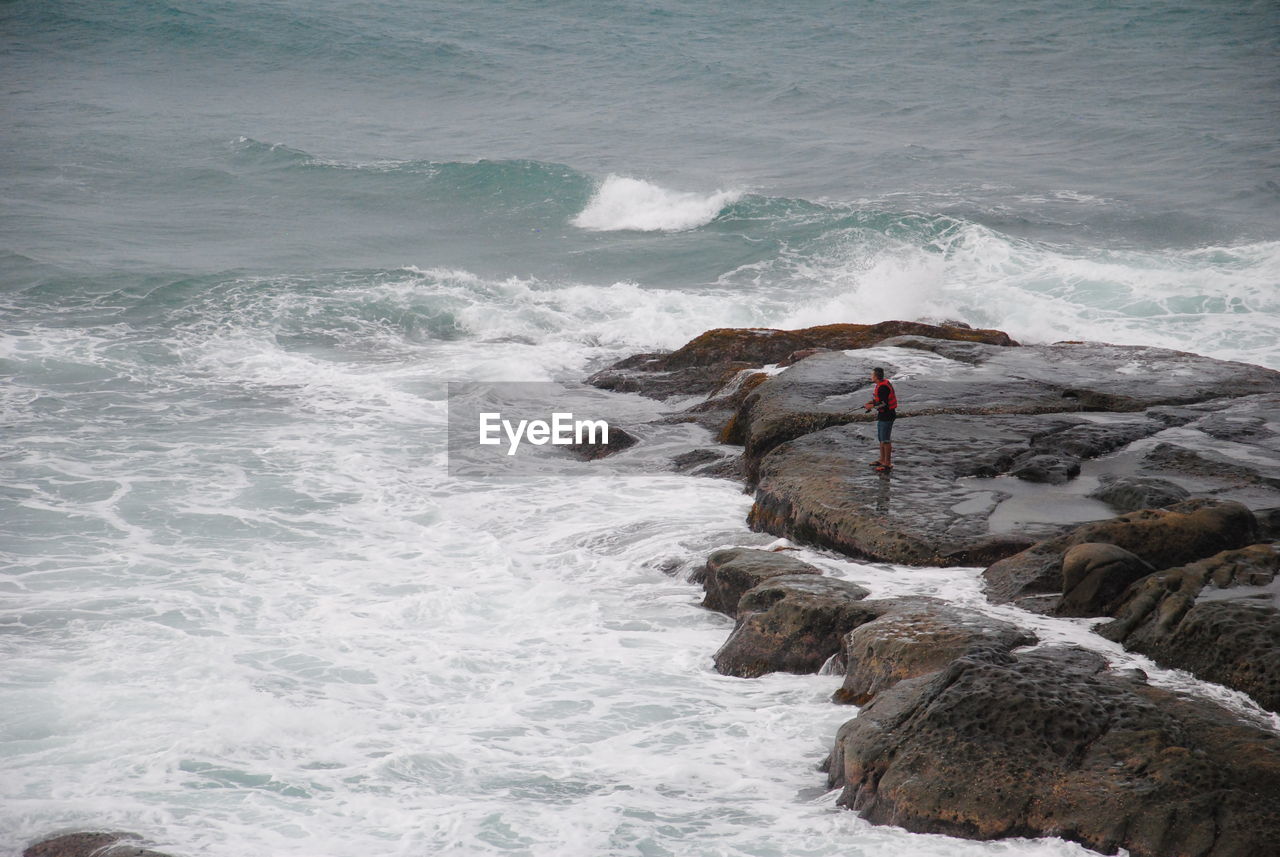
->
<box><xmin>2</xmin><ymin>1</ymin><xmax>1278</xmax><ymax>854</ymax></box>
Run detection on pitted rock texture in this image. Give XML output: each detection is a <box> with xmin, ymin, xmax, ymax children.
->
<box><xmin>1056</xmin><ymin>542</ymin><xmax>1157</xmax><ymax>617</ymax></box>
<box><xmin>1100</xmin><ymin>543</ymin><xmax>1280</xmax><ymax>712</ymax></box>
<box><xmin>712</xmin><ymin>575</ymin><xmax>872</xmax><ymax>678</ymax></box>
<box><xmin>982</xmin><ymin>498</ymin><xmax>1258</xmax><ymax>606</ymax></box>
<box><xmin>1088</xmin><ymin>474</ymin><xmax>1190</xmax><ymax>513</ymax></box>
<box><xmin>693</xmin><ymin>547</ymin><xmax>824</xmax><ymax>617</ymax></box>
<box><xmin>587</xmin><ymin>321</ymin><xmax>1015</xmax><ymax>401</ymax></box>
<box><xmin>832</xmin><ymin>601</ymin><xmax>1037</xmax><ymax>705</ymax></box>
<box><xmin>826</xmin><ymin>646</ymin><xmax>1280</xmax><ymax>857</ymax></box>
<box><xmin>24</xmin><ymin>832</ymin><xmax>174</xmax><ymax>857</ymax></box>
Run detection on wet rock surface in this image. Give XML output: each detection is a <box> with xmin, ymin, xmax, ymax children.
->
<box><xmin>826</xmin><ymin>646</ymin><xmax>1280</xmax><ymax>857</ymax></box>
<box><xmin>982</xmin><ymin>498</ymin><xmax>1259</xmax><ymax>607</ymax></box>
<box><xmin>565</xmin><ymin>425</ymin><xmax>639</xmax><ymax>460</ymax></box>
<box><xmin>669</xmin><ymin>447</ymin><xmax>744</xmax><ymax>479</ymax></box>
<box><xmin>587</xmin><ymin>321</ymin><xmax>1015</xmax><ymax>401</ymax></box>
<box><xmin>670</xmin><ymin>448</ymin><xmax>726</xmax><ymax>472</ymax></box>
<box><xmin>1100</xmin><ymin>543</ymin><xmax>1280</xmax><ymax>712</ymax></box>
<box><xmin>833</xmin><ymin>600</ymin><xmax>1037</xmax><ymax>705</ymax></box>
<box><xmin>1145</xmin><ymin>442</ymin><xmax>1280</xmax><ymax>489</ymax></box>
<box><xmin>1257</xmin><ymin>506</ymin><xmax>1280</xmax><ymax>540</ymax></box>
<box><xmin>747</xmin><ymin>413</ymin><xmax>1095</xmax><ymax>567</ymax></box>
<box><xmin>1088</xmin><ymin>474</ymin><xmax>1190</xmax><ymax>513</ymax></box>
<box><xmin>24</xmin><ymin>832</ymin><xmax>174</xmax><ymax>857</ymax></box>
<box><xmin>733</xmin><ymin>340</ymin><xmax>1279</xmax><ymax>469</ymax></box>
<box><xmin>693</xmin><ymin>547</ymin><xmax>824</xmax><ymax>617</ymax></box>
<box><xmin>738</xmin><ymin>341</ymin><xmax>1280</xmax><ymax>567</ymax></box>
<box><xmin>712</xmin><ymin>575</ymin><xmax>872</xmax><ymax>678</ymax></box>
<box><xmin>1136</xmin><ymin>394</ymin><xmax>1280</xmax><ymax>503</ymax></box>
<box><xmin>1006</xmin><ymin>453</ymin><xmax>1080</xmax><ymax>485</ymax></box>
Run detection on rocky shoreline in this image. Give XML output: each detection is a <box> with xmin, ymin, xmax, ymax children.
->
<box><xmin>25</xmin><ymin>321</ymin><xmax>1280</xmax><ymax>857</ymax></box>
<box><xmin>601</xmin><ymin>322</ymin><xmax>1280</xmax><ymax>857</ymax></box>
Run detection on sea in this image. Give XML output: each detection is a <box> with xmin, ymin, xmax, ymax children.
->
<box><xmin>2</xmin><ymin>2</ymin><xmax>1278</xmax><ymax>855</ymax></box>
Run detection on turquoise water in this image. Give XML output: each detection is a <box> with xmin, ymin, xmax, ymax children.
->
<box><xmin>2</xmin><ymin>2</ymin><xmax>1278</xmax><ymax>855</ymax></box>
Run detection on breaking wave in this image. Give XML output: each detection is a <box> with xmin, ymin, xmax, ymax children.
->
<box><xmin>572</xmin><ymin>175</ymin><xmax>743</xmax><ymax>232</ymax></box>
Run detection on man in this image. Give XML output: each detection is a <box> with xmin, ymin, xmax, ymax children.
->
<box><xmin>863</xmin><ymin>367</ymin><xmax>896</xmax><ymax>471</ymax></box>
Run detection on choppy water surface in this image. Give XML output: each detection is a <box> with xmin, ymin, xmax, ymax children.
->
<box><xmin>2</xmin><ymin>1</ymin><xmax>1278</xmax><ymax>854</ymax></box>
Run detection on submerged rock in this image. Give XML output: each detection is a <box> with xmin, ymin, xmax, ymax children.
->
<box><xmin>694</xmin><ymin>547</ymin><xmax>824</xmax><ymax>617</ymax></box>
<box><xmin>1144</xmin><ymin>442</ymin><xmax>1280</xmax><ymax>488</ymax></box>
<box><xmin>1100</xmin><ymin>543</ymin><xmax>1280</xmax><ymax>712</ymax></box>
<box><xmin>1006</xmin><ymin>453</ymin><xmax>1080</xmax><ymax>485</ymax></box>
<box><xmin>670</xmin><ymin>448</ymin><xmax>725</xmax><ymax>472</ymax></box>
<box><xmin>565</xmin><ymin>425</ymin><xmax>639</xmax><ymax>460</ymax></box>
<box><xmin>669</xmin><ymin>448</ymin><xmax>744</xmax><ymax>480</ymax></box>
<box><xmin>1088</xmin><ymin>474</ymin><xmax>1190</xmax><ymax>513</ymax></box>
<box><xmin>712</xmin><ymin>575</ymin><xmax>872</xmax><ymax>678</ymax></box>
<box><xmin>24</xmin><ymin>832</ymin><xmax>175</xmax><ymax>857</ymax></box>
<box><xmin>826</xmin><ymin>646</ymin><xmax>1280</xmax><ymax>857</ymax></box>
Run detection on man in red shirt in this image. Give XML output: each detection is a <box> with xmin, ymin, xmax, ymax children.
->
<box><xmin>864</xmin><ymin>367</ymin><xmax>896</xmax><ymax>471</ymax></box>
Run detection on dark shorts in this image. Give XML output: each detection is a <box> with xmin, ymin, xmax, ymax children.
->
<box><xmin>877</xmin><ymin>419</ymin><xmax>894</xmax><ymax>443</ymax></box>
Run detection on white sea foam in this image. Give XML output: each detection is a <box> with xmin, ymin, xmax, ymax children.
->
<box><xmin>394</xmin><ymin>234</ymin><xmax>1280</xmax><ymax>376</ymax></box>
<box><xmin>719</xmin><ymin>225</ymin><xmax>1280</xmax><ymax>369</ymax></box>
<box><xmin>572</xmin><ymin>175</ymin><xmax>742</xmax><ymax>232</ymax></box>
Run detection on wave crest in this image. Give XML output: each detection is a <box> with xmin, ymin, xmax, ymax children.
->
<box><xmin>572</xmin><ymin>175</ymin><xmax>741</xmax><ymax>232</ymax></box>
